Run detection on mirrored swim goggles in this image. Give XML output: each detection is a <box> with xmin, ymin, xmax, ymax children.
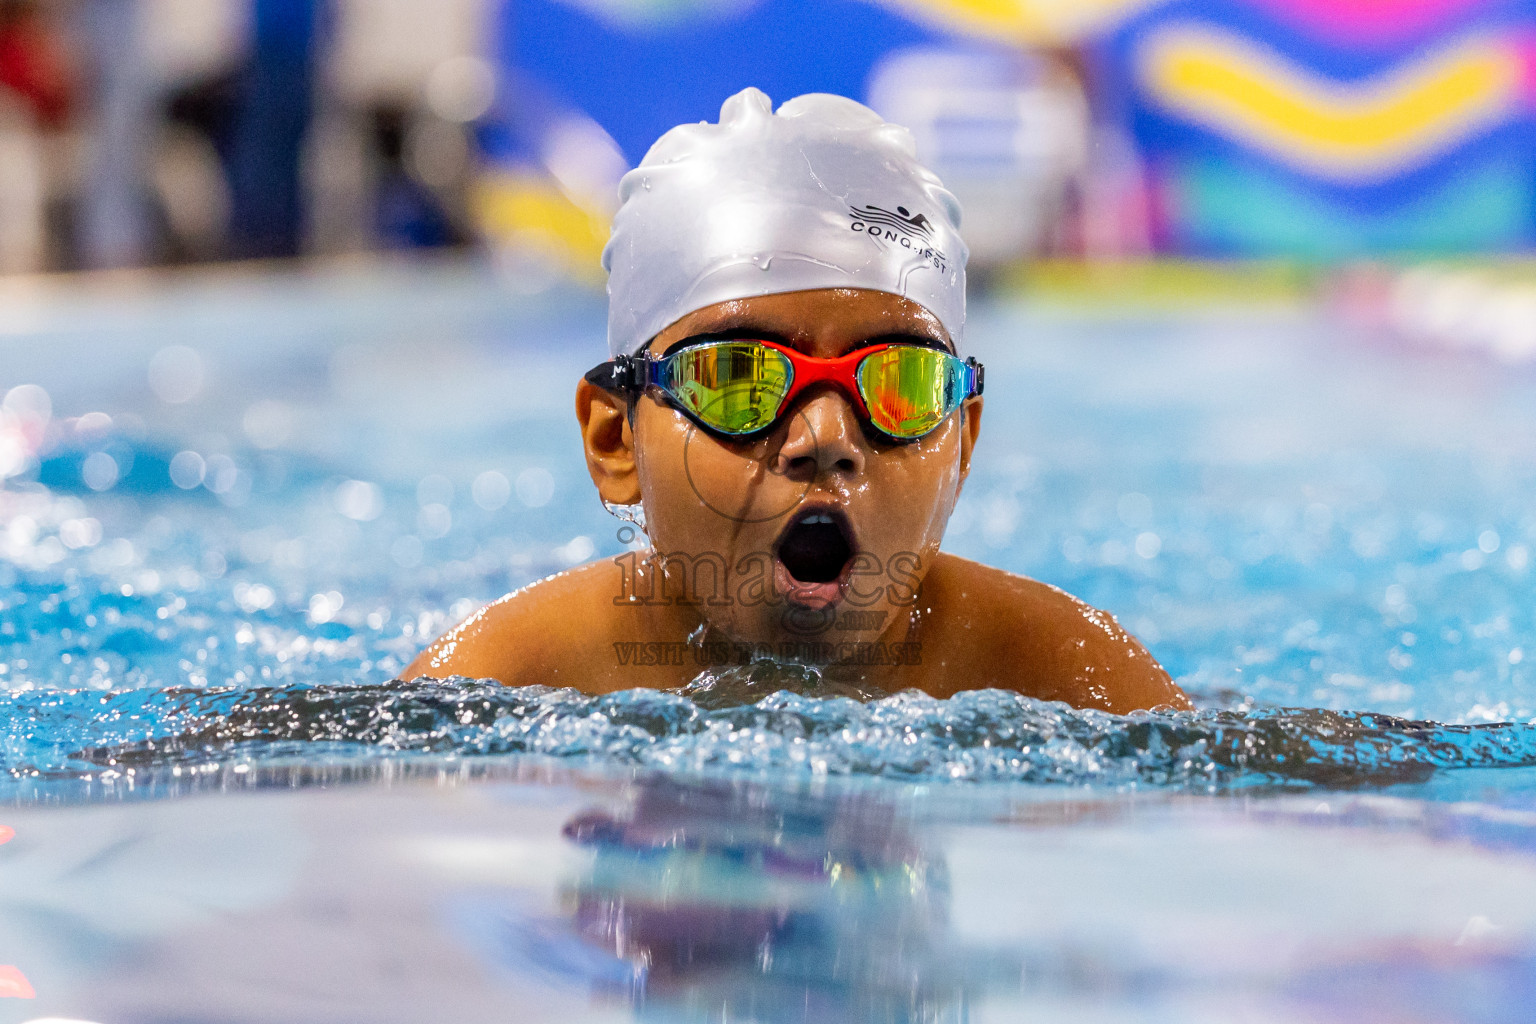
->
<box><xmin>586</xmin><ymin>338</ymin><xmax>984</xmax><ymax>442</ymax></box>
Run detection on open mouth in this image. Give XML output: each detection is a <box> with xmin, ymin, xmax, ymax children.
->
<box><xmin>773</xmin><ymin>506</ymin><xmax>857</xmax><ymax>607</ymax></box>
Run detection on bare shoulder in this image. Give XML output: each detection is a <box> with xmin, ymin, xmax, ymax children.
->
<box><xmin>402</xmin><ymin>559</ymin><xmax>626</xmax><ymax>686</ymax></box>
<box><xmin>919</xmin><ymin>553</ymin><xmax>1191</xmax><ymax>713</ymax></box>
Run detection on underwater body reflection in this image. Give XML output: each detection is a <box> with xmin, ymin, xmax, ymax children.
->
<box><xmin>3</xmin><ymin>766</ymin><xmax>1536</xmax><ymax>1022</ymax></box>
<box><xmin>549</xmin><ymin>778</ymin><xmax>998</xmax><ymax>1022</ymax></box>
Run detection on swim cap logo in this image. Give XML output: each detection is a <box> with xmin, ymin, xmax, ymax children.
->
<box><xmin>848</xmin><ymin>204</ymin><xmax>948</xmax><ymax>273</ymax></box>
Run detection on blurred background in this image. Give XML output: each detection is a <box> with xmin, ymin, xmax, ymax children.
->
<box><xmin>1</xmin><ymin>0</ymin><xmax>1533</xmax><ymax>280</ymax></box>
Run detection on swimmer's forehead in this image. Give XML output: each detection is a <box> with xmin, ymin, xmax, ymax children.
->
<box><xmin>659</xmin><ymin>289</ymin><xmax>953</xmax><ymax>355</ymax></box>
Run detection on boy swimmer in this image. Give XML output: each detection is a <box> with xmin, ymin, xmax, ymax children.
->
<box><xmin>407</xmin><ymin>88</ymin><xmax>1190</xmax><ymax>714</ymax></box>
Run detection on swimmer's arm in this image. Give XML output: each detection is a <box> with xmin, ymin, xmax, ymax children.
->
<box><xmin>926</xmin><ymin>555</ymin><xmax>1191</xmax><ymax>713</ymax></box>
<box><xmin>401</xmin><ymin>562</ymin><xmax>612</xmax><ymax>685</ymax></box>
<box><xmin>402</xmin><ymin>590</ymin><xmax>532</xmax><ymax>683</ymax></box>
<box><xmin>1021</xmin><ymin>585</ymin><xmax>1192</xmax><ymax>714</ymax></box>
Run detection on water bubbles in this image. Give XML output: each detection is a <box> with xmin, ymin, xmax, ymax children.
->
<box><xmin>1349</xmin><ymin>528</ymin><xmax>1386</xmax><ymax>560</ymax></box>
<box><xmin>1117</xmin><ymin>492</ymin><xmax>1152</xmax><ymax>529</ymax></box>
<box><xmin>334</xmin><ymin>479</ymin><xmax>383</xmax><ymax>521</ymax></box>
<box><xmin>89</xmin><ymin>538</ymin><xmax>136</xmax><ymax>573</ymax></box>
<box><xmin>1303</xmin><ymin>502</ymin><xmax>1333</xmax><ymax>533</ymax></box>
<box><xmin>74</xmin><ymin>411</ymin><xmax>112</xmax><ymax>438</ymax></box>
<box><xmin>242</xmin><ymin>400</ymin><xmax>294</xmax><ymax>449</ymax></box>
<box><xmin>58</xmin><ymin>517</ymin><xmax>102</xmax><ymax>549</ymax></box>
<box><xmin>515</xmin><ymin>467</ymin><xmax>554</xmax><ymax>508</ymax></box>
<box><xmin>2</xmin><ymin>382</ymin><xmax>51</xmax><ymax>477</ymax></box>
<box><xmin>556</xmin><ymin>535</ymin><xmax>595</xmax><ymax>565</ymax></box>
<box><xmin>148</xmin><ymin>345</ymin><xmax>205</xmax><ymax>404</ymax></box>
<box><xmin>203</xmin><ymin>455</ymin><xmax>236</xmax><ymax>494</ymax></box>
<box><xmin>1134</xmin><ymin>532</ymin><xmax>1161</xmax><ymax>559</ymax></box>
<box><xmin>239</xmin><ymin>528</ymin><xmax>281</xmax><ymax>565</ymax></box>
<box><xmin>202</xmin><ymin>455</ymin><xmax>248</xmax><ymax>506</ymax></box>
<box><xmin>308</xmin><ymin>591</ymin><xmax>344</xmax><ymax>624</ymax></box>
<box><xmin>168</xmin><ymin>450</ymin><xmax>206</xmax><ymax>489</ymax></box>
<box><xmin>391</xmin><ymin>536</ymin><xmax>424</xmax><ymax>568</ymax></box>
<box><xmin>472</xmin><ymin>470</ymin><xmax>510</xmax><ymax>511</ymax></box>
<box><xmin>1478</xmin><ymin>530</ymin><xmax>1501</xmax><ymax>554</ymax></box>
<box><xmin>979</xmin><ymin>496</ymin><xmax>1019</xmax><ymax>546</ymax></box>
<box><xmin>417</xmin><ymin>474</ymin><xmax>453</xmax><ymax>508</ymax></box>
<box><xmin>417</xmin><ymin>503</ymin><xmax>452</xmax><ymax>539</ymax></box>
<box><xmin>0</xmin><ymin>426</ymin><xmax>27</xmax><ymax>479</ymax></box>
<box><xmin>7</xmin><ymin>680</ymin><xmax>1534</xmax><ymax>795</ymax></box>
<box><xmin>80</xmin><ymin>452</ymin><xmax>119</xmax><ymax>491</ymax></box>
<box><xmin>5</xmin><ymin>515</ymin><xmax>38</xmax><ymax>548</ymax></box>
<box><xmin>4</xmin><ymin>382</ymin><xmax>51</xmax><ymax>422</ymax></box>
<box><xmin>233</xmin><ymin>582</ymin><xmax>276</xmax><ymax>613</ymax></box>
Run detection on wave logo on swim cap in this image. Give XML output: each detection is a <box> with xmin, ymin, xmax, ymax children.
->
<box><xmin>848</xmin><ymin>203</ymin><xmax>948</xmax><ymax>274</ymax></box>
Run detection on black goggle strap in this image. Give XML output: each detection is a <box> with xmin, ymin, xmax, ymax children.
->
<box><xmin>964</xmin><ymin>357</ymin><xmax>984</xmax><ymax>398</ymax></box>
<box><xmin>584</xmin><ymin>355</ymin><xmax>657</xmax><ymax>433</ymax></box>
<box><xmin>584</xmin><ymin>353</ymin><xmax>658</xmax><ymax>393</ymax></box>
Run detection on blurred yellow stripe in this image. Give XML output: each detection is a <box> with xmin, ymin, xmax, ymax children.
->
<box><xmin>472</xmin><ymin>171</ymin><xmax>610</xmax><ymax>281</ymax></box>
<box><xmin>879</xmin><ymin>0</ymin><xmax>1159</xmax><ymax>45</ymax></box>
<box><xmin>1141</xmin><ymin>26</ymin><xmax>1522</xmax><ymax>177</ymax></box>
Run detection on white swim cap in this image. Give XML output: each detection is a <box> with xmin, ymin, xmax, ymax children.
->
<box><xmin>602</xmin><ymin>87</ymin><xmax>968</xmax><ymax>357</ymax></box>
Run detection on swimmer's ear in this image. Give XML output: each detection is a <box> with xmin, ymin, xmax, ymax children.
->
<box><xmin>957</xmin><ymin>396</ymin><xmax>983</xmax><ymax>487</ymax></box>
<box><xmin>576</xmin><ymin>378</ymin><xmax>642</xmax><ymax>504</ymax></box>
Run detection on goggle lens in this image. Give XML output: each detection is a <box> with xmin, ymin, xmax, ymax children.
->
<box><xmin>856</xmin><ymin>345</ymin><xmax>962</xmax><ymax>439</ymax></box>
<box><xmin>641</xmin><ymin>340</ymin><xmax>976</xmax><ymax>441</ymax></box>
<box><xmin>661</xmin><ymin>342</ymin><xmax>792</xmax><ymax>435</ymax></box>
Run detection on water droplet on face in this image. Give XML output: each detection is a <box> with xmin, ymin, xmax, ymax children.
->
<box><xmin>642</xmin><ymin>177</ymin><xmax>652</xmax><ymax>190</ymax></box>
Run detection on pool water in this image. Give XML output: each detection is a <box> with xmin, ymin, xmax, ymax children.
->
<box><xmin>2</xmin><ymin>261</ymin><xmax>1536</xmax><ymax>1022</ymax></box>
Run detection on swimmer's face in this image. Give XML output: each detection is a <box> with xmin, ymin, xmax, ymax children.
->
<box><xmin>577</xmin><ymin>288</ymin><xmax>982</xmax><ymax>656</ymax></box>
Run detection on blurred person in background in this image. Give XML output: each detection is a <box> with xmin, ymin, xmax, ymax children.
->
<box><xmin>0</xmin><ymin>0</ymin><xmax>74</xmax><ymax>273</ymax></box>
<box><xmin>225</xmin><ymin>0</ymin><xmax>322</xmax><ymax>260</ymax></box>
<box><xmin>13</xmin><ymin>0</ymin><xmax>487</xmax><ymax>274</ymax></box>
<box><xmin>367</xmin><ymin>102</ymin><xmax>470</xmax><ymax>250</ymax></box>
<box><xmin>85</xmin><ymin>0</ymin><xmax>323</xmax><ymax>266</ymax></box>
<box><xmin>316</xmin><ymin>0</ymin><xmax>487</xmax><ymax>253</ymax></box>
<box><xmin>867</xmin><ymin>44</ymin><xmax>1093</xmax><ymax>274</ymax></box>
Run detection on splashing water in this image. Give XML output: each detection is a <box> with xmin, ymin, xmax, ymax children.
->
<box><xmin>2</xmin><ymin>664</ymin><xmax>1532</xmax><ymax>800</ymax></box>
<box><xmin>7</xmin><ymin>271</ymin><xmax>1536</xmax><ymax>805</ymax></box>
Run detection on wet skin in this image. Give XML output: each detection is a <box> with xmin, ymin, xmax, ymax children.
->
<box><xmin>406</xmin><ymin>288</ymin><xmax>1191</xmax><ymax>714</ymax></box>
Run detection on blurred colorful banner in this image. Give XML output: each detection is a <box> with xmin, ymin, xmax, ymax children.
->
<box><xmin>478</xmin><ymin>0</ymin><xmax>1536</xmax><ymax>266</ymax></box>
<box><xmin>1108</xmin><ymin>0</ymin><xmax>1536</xmax><ymax>257</ymax></box>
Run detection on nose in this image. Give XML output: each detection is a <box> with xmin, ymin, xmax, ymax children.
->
<box><xmin>773</xmin><ymin>387</ymin><xmax>866</xmax><ymax>481</ymax></box>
